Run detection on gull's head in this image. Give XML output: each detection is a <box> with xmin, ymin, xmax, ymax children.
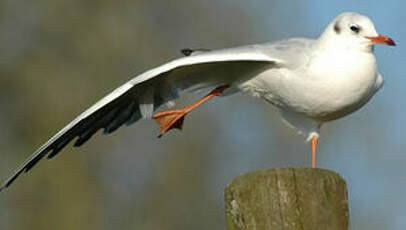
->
<box><xmin>319</xmin><ymin>12</ymin><xmax>395</xmax><ymax>52</ymax></box>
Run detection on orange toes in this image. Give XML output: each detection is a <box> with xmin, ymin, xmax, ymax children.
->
<box><xmin>153</xmin><ymin>110</ymin><xmax>188</xmax><ymax>138</ymax></box>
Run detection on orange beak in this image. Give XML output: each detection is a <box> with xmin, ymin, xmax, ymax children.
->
<box><xmin>366</xmin><ymin>34</ymin><xmax>396</xmax><ymax>46</ymax></box>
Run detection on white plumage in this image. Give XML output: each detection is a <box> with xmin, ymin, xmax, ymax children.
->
<box><xmin>0</xmin><ymin>12</ymin><xmax>395</xmax><ymax>191</ymax></box>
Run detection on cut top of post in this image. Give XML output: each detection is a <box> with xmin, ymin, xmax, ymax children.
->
<box><xmin>225</xmin><ymin>168</ymin><xmax>349</xmax><ymax>230</ymax></box>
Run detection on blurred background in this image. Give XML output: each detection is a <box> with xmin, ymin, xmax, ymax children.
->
<box><xmin>0</xmin><ymin>0</ymin><xmax>404</xmax><ymax>229</ymax></box>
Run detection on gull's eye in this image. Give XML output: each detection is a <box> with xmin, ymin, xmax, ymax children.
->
<box><xmin>350</xmin><ymin>25</ymin><xmax>360</xmax><ymax>33</ymax></box>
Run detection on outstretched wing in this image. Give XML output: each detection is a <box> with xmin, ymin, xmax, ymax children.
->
<box><xmin>0</xmin><ymin>45</ymin><xmax>282</xmax><ymax>191</ymax></box>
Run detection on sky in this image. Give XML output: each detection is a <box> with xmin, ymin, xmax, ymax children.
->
<box><xmin>221</xmin><ymin>0</ymin><xmax>406</xmax><ymax>229</ymax></box>
<box><xmin>0</xmin><ymin>0</ymin><xmax>404</xmax><ymax>229</ymax></box>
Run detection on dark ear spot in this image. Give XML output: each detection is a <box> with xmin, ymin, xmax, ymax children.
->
<box><xmin>334</xmin><ymin>22</ymin><xmax>341</xmax><ymax>34</ymax></box>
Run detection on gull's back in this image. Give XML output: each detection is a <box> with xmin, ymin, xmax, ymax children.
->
<box><xmin>256</xmin><ymin>38</ymin><xmax>317</xmax><ymax>69</ymax></box>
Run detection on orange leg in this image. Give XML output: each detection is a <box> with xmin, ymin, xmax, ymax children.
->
<box><xmin>311</xmin><ymin>137</ymin><xmax>318</xmax><ymax>168</ymax></box>
<box><xmin>153</xmin><ymin>85</ymin><xmax>230</xmax><ymax>138</ymax></box>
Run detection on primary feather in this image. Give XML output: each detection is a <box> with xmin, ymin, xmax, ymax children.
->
<box><xmin>0</xmin><ymin>44</ymin><xmax>280</xmax><ymax>191</ymax></box>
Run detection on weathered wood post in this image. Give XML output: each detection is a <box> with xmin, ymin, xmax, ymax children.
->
<box><xmin>225</xmin><ymin>168</ymin><xmax>349</xmax><ymax>230</ymax></box>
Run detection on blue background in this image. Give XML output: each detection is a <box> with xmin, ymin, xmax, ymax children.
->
<box><xmin>0</xmin><ymin>0</ymin><xmax>404</xmax><ymax>229</ymax></box>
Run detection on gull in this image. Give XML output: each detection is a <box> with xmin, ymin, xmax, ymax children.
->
<box><xmin>0</xmin><ymin>12</ymin><xmax>395</xmax><ymax>191</ymax></box>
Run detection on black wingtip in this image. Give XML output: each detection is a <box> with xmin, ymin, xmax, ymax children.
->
<box><xmin>0</xmin><ymin>174</ymin><xmax>21</xmax><ymax>193</ymax></box>
<box><xmin>0</xmin><ymin>179</ymin><xmax>10</xmax><ymax>192</ymax></box>
<box><xmin>0</xmin><ymin>178</ymin><xmax>13</xmax><ymax>193</ymax></box>
<box><xmin>180</xmin><ymin>49</ymin><xmax>194</xmax><ymax>56</ymax></box>
<box><xmin>180</xmin><ymin>48</ymin><xmax>211</xmax><ymax>56</ymax></box>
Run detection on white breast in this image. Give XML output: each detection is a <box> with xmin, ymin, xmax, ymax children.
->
<box><xmin>238</xmin><ymin>49</ymin><xmax>381</xmax><ymax>121</ymax></box>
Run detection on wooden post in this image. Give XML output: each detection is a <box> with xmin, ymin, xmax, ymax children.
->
<box><xmin>225</xmin><ymin>168</ymin><xmax>349</xmax><ymax>230</ymax></box>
